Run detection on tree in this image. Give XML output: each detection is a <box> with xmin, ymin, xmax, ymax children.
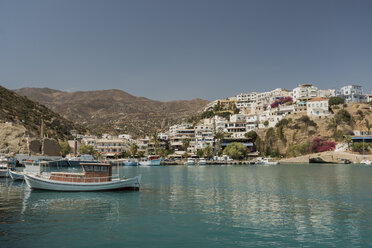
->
<box><xmin>182</xmin><ymin>138</ymin><xmax>190</xmax><ymax>151</ymax></box>
<box><xmin>78</xmin><ymin>144</ymin><xmax>96</xmax><ymax>155</ymax></box>
<box><xmin>59</xmin><ymin>141</ymin><xmax>71</xmax><ymax>156</ymax></box>
<box><xmin>137</xmin><ymin>151</ymin><xmax>145</xmax><ymax>158</ymax></box>
<box><xmin>214</xmin><ymin>131</ymin><xmax>225</xmax><ymax>155</ymax></box>
<box><xmin>264</xmin><ymin>120</ymin><xmax>269</xmax><ymax>127</ymax></box>
<box><xmin>151</xmin><ymin>133</ymin><xmax>160</xmax><ymax>154</ymax></box>
<box><xmin>223</xmin><ymin>142</ymin><xmax>247</xmax><ymax>160</ymax></box>
<box><xmin>335</xmin><ymin>109</ymin><xmax>353</xmax><ymax>125</ymax></box>
<box><xmin>196</xmin><ymin>149</ymin><xmax>204</xmax><ymax>158</ymax></box>
<box><xmin>129</xmin><ymin>143</ymin><xmax>138</xmax><ymax>157</ymax></box>
<box><xmin>344</xmin><ymin>135</ymin><xmax>352</xmax><ymax>149</ymax></box>
<box><xmin>203</xmin><ymin>144</ymin><xmax>214</xmax><ymax>158</ymax></box>
<box><xmin>245</xmin><ymin>130</ymin><xmax>258</xmax><ymax>141</ymax></box>
<box><xmin>329</xmin><ymin>97</ymin><xmax>345</xmax><ymax>106</ymax></box>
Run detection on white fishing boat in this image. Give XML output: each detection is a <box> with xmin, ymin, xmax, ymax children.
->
<box><xmin>24</xmin><ymin>162</ymin><xmax>141</xmax><ymax>191</ymax></box>
<box><xmin>256</xmin><ymin>157</ymin><xmax>280</xmax><ymax>165</ymax></box>
<box><xmin>139</xmin><ymin>155</ymin><xmax>162</xmax><ymax>166</ymax></box>
<box><xmin>360</xmin><ymin>160</ymin><xmax>371</xmax><ymax>165</ymax></box>
<box><xmin>0</xmin><ymin>156</ymin><xmax>9</xmax><ymax>177</ymax></box>
<box><xmin>198</xmin><ymin>158</ymin><xmax>207</xmax><ymax>165</ymax></box>
<box><xmin>9</xmin><ymin>170</ymin><xmax>24</xmax><ymax>181</ymax></box>
<box><xmin>185</xmin><ymin>158</ymin><xmax>195</xmax><ymax>165</ymax></box>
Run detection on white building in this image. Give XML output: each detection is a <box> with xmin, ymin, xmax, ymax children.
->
<box><xmin>307</xmin><ymin>98</ymin><xmax>331</xmax><ymax>117</ymax></box>
<box><xmin>292</xmin><ymin>84</ymin><xmax>318</xmax><ymax>102</ymax></box>
<box><xmin>245</xmin><ymin>114</ymin><xmax>259</xmax><ymax>131</ymax></box>
<box><xmin>96</xmin><ymin>138</ymin><xmax>128</xmax><ymax>157</ymax></box>
<box><xmin>195</xmin><ymin>120</ymin><xmax>214</xmax><ymax>150</ymax></box>
<box><xmin>317</xmin><ymin>89</ymin><xmax>336</xmax><ymax>98</ymax></box>
<box><xmin>337</xmin><ymin>85</ymin><xmax>365</xmax><ymax>103</ymax></box>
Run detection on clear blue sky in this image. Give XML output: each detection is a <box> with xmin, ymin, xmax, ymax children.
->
<box><xmin>1</xmin><ymin>0</ymin><xmax>371</xmax><ymax>101</ymax></box>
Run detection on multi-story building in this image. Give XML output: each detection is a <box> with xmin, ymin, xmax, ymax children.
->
<box><xmin>195</xmin><ymin>120</ymin><xmax>214</xmax><ymax>150</ymax></box>
<box><xmin>245</xmin><ymin>114</ymin><xmax>258</xmax><ymax>131</ymax></box>
<box><xmin>337</xmin><ymin>85</ymin><xmax>365</xmax><ymax>103</ymax></box>
<box><xmin>307</xmin><ymin>98</ymin><xmax>331</xmax><ymax>117</ymax></box>
<box><xmin>169</xmin><ymin>124</ymin><xmax>196</xmax><ymax>153</ymax></box>
<box><xmin>96</xmin><ymin>138</ymin><xmax>128</xmax><ymax>157</ymax></box>
<box><xmin>292</xmin><ymin>84</ymin><xmax>318</xmax><ymax>102</ymax></box>
<box><xmin>317</xmin><ymin>89</ymin><xmax>336</xmax><ymax>98</ymax></box>
<box><xmin>236</xmin><ymin>92</ymin><xmax>258</xmax><ymax>109</ymax></box>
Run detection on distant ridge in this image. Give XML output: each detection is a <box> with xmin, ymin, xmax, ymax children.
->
<box><xmin>15</xmin><ymin>87</ymin><xmax>209</xmax><ymax>137</ymax></box>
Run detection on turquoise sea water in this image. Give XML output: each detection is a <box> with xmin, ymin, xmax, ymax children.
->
<box><xmin>1</xmin><ymin>164</ymin><xmax>372</xmax><ymax>247</ymax></box>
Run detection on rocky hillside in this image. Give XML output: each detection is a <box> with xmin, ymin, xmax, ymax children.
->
<box><xmin>255</xmin><ymin>103</ymin><xmax>372</xmax><ymax>157</ymax></box>
<box><xmin>0</xmin><ymin>85</ymin><xmax>86</xmax><ymax>154</ymax></box>
<box><xmin>15</xmin><ymin>88</ymin><xmax>209</xmax><ymax>137</ymax></box>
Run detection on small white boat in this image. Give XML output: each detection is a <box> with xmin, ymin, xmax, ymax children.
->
<box><xmin>24</xmin><ymin>162</ymin><xmax>141</xmax><ymax>191</ymax></box>
<box><xmin>139</xmin><ymin>155</ymin><xmax>162</xmax><ymax>166</ymax></box>
<box><xmin>198</xmin><ymin>158</ymin><xmax>207</xmax><ymax>165</ymax></box>
<box><xmin>185</xmin><ymin>158</ymin><xmax>195</xmax><ymax>165</ymax></box>
<box><xmin>0</xmin><ymin>156</ymin><xmax>9</xmax><ymax>177</ymax></box>
<box><xmin>9</xmin><ymin>170</ymin><xmax>24</xmax><ymax>181</ymax></box>
<box><xmin>256</xmin><ymin>157</ymin><xmax>280</xmax><ymax>165</ymax></box>
<box><xmin>124</xmin><ymin>159</ymin><xmax>139</xmax><ymax>166</ymax></box>
<box><xmin>360</xmin><ymin>160</ymin><xmax>371</xmax><ymax>165</ymax></box>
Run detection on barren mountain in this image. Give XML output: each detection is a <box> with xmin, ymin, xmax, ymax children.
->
<box><xmin>0</xmin><ymin>85</ymin><xmax>86</xmax><ymax>154</ymax></box>
<box><xmin>15</xmin><ymin>87</ymin><xmax>209</xmax><ymax>137</ymax></box>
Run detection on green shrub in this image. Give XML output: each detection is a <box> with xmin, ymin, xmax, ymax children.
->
<box><xmin>329</xmin><ymin>97</ymin><xmax>344</xmax><ymax>106</ymax></box>
<box><xmin>352</xmin><ymin>142</ymin><xmax>372</xmax><ymax>153</ymax></box>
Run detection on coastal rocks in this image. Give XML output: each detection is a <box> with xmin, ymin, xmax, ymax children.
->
<box><xmin>0</xmin><ymin>122</ymin><xmax>29</xmax><ymax>154</ymax></box>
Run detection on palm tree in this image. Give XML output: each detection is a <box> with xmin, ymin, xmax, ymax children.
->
<box><xmin>129</xmin><ymin>143</ymin><xmax>138</xmax><ymax>157</ymax></box>
<box><xmin>214</xmin><ymin>131</ymin><xmax>225</xmax><ymax>155</ymax></box>
<box><xmin>182</xmin><ymin>138</ymin><xmax>190</xmax><ymax>152</ymax></box>
<box><xmin>151</xmin><ymin>133</ymin><xmax>160</xmax><ymax>155</ymax></box>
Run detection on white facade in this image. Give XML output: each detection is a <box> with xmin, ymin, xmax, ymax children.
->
<box><xmin>292</xmin><ymin>84</ymin><xmax>318</xmax><ymax>102</ymax></box>
<box><xmin>317</xmin><ymin>89</ymin><xmax>336</xmax><ymax>98</ymax></box>
<box><xmin>337</xmin><ymin>85</ymin><xmax>365</xmax><ymax>103</ymax></box>
<box><xmin>307</xmin><ymin>98</ymin><xmax>330</xmax><ymax>117</ymax></box>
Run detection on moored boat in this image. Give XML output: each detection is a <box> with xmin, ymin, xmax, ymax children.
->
<box><xmin>9</xmin><ymin>170</ymin><xmax>24</xmax><ymax>181</ymax></box>
<box><xmin>24</xmin><ymin>162</ymin><xmax>141</xmax><ymax>191</ymax></box>
<box><xmin>0</xmin><ymin>156</ymin><xmax>9</xmax><ymax>177</ymax></box>
<box><xmin>139</xmin><ymin>155</ymin><xmax>162</xmax><ymax>166</ymax></box>
<box><xmin>198</xmin><ymin>158</ymin><xmax>206</xmax><ymax>165</ymax></box>
<box><xmin>256</xmin><ymin>157</ymin><xmax>280</xmax><ymax>165</ymax></box>
<box><xmin>185</xmin><ymin>158</ymin><xmax>195</xmax><ymax>165</ymax></box>
<box><xmin>124</xmin><ymin>158</ymin><xmax>139</xmax><ymax>166</ymax></box>
<box><xmin>360</xmin><ymin>160</ymin><xmax>371</xmax><ymax>165</ymax></box>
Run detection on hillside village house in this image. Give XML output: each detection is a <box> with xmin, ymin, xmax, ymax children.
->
<box><xmin>292</xmin><ymin>84</ymin><xmax>317</xmax><ymax>102</ymax></box>
<box><xmin>307</xmin><ymin>98</ymin><xmax>330</xmax><ymax>117</ymax></box>
<box><xmin>337</xmin><ymin>85</ymin><xmax>365</xmax><ymax>103</ymax></box>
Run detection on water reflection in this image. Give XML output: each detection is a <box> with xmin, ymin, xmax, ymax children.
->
<box><xmin>0</xmin><ymin>164</ymin><xmax>372</xmax><ymax>247</ymax></box>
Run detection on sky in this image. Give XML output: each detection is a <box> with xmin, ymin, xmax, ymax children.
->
<box><xmin>0</xmin><ymin>0</ymin><xmax>371</xmax><ymax>101</ymax></box>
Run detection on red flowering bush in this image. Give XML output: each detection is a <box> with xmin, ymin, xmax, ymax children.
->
<box><xmin>270</xmin><ymin>96</ymin><xmax>293</xmax><ymax>108</ymax></box>
<box><xmin>310</xmin><ymin>137</ymin><xmax>335</xmax><ymax>153</ymax></box>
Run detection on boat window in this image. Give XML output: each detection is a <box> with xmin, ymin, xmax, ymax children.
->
<box><xmin>84</xmin><ymin>166</ymin><xmax>93</xmax><ymax>172</ymax></box>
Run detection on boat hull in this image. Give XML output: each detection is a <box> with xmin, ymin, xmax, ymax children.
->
<box><xmin>0</xmin><ymin>169</ymin><xmax>9</xmax><ymax>178</ymax></box>
<box><xmin>25</xmin><ymin>174</ymin><xmax>141</xmax><ymax>192</ymax></box>
<box><xmin>9</xmin><ymin>170</ymin><xmax>24</xmax><ymax>181</ymax></box>
<box><xmin>124</xmin><ymin>162</ymin><xmax>139</xmax><ymax>166</ymax></box>
<box><xmin>139</xmin><ymin>159</ymin><xmax>161</xmax><ymax>166</ymax></box>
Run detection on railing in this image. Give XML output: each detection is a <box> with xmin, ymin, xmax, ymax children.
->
<box><xmin>47</xmin><ymin>174</ymin><xmax>125</xmax><ymax>183</ymax></box>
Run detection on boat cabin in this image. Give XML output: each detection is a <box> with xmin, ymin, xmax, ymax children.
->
<box><xmin>50</xmin><ymin>163</ymin><xmax>112</xmax><ymax>183</ymax></box>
